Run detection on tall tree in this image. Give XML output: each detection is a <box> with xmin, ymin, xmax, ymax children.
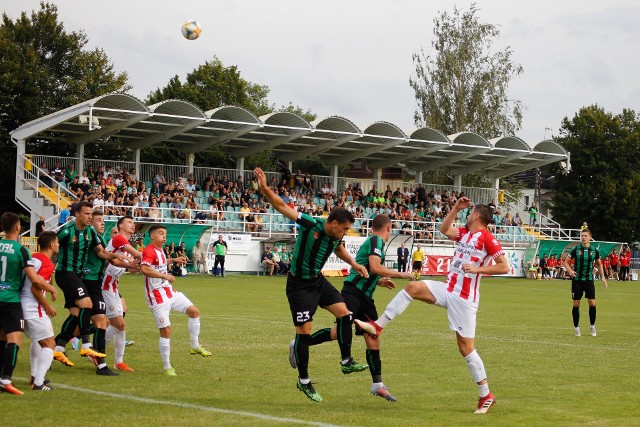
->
<box><xmin>410</xmin><ymin>3</ymin><xmax>523</xmax><ymax>137</ymax></box>
<box><xmin>551</xmin><ymin>105</ymin><xmax>640</xmax><ymax>242</ymax></box>
<box><xmin>0</xmin><ymin>2</ymin><xmax>129</xmax><ymax>209</ymax></box>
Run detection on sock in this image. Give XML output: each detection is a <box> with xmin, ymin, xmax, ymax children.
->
<box><xmin>336</xmin><ymin>314</ymin><xmax>353</xmax><ymax>361</ymax></box>
<box><xmin>114</xmin><ymin>329</ymin><xmax>126</xmax><ymax>364</ymax></box>
<box><xmin>159</xmin><ymin>337</ymin><xmax>171</xmax><ymax>370</ymax></box>
<box><xmin>572</xmin><ymin>307</ymin><xmax>580</xmax><ymax>327</ymax></box>
<box><xmin>93</xmin><ymin>328</ymin><xmax>107</xmax><ymax>369</ymax></box>
<box><xmin>81</xmin><ymin>342</ymin><xmax>92</xmax><ymax>350</ymax></box>
<box><xmin>30</xmin><ymin>342</ymin><xmax>40</xmax><ymax>378</ymax></box>
<box><xmin>35</xmin><ymin>348</ymin><xmax>54</xmax><ymax>387</ymax></box>
<box><xmin>105</xmin><ymin>325</ymin><xmax>118</xmax><ymax>346</ymax></box>
<box><xmin>309</xmin><ymin>328</ymin><xmax>333</xmax><ymax>346</ymax></box>
<box><xmin>188</xmin><ymin>317</ymin><xmax>201</xmax><ymax>349</ymax></box>
<box><xmin>0</xmin><ymin>340</ymin><xmax>5</xmax><ymax>373</ymax></box>
<box><xmin>464</xmin><ymin>350</ymin><xmax>488</xmax><ymax>383</ymax></box>
<box><xmin>478</xmin><ymin>383</ymin><xmax>490</xmax><ymax>398</ymax></box>
<box><xmin>81</xmin><ymin>335</ymin><xmax>91</xmax><ymax>345</ymax></box>
<box><xmin>377</xmin><ymin>289</ymin><xmax>413</xmax><ymax>329</ymax></box>
<box><xmin>294</xmin><ymin>334</ymin><xmax>310</xmax><ymax>379</ymax></box>
<box><xmin>366</xmin><ymin>349</ymin><xmax>382</xmax><ymax>383</ymax></box>
<box><xmin>589</xmin><ymin>306</ymin><xmax>596</xmax><ymax>325</ymax></box>
<box><xmin>1</xmin><ymin>343</ymin><xmax>19</xmax><ymax>381</ymax></box>
<box><xmin>56</xmin><ymin>315</ymin><xmax>79</xmax><ymax>346</ymax></box>
<box><xmin>78</xmin><ymin>308</ymin><xmax>92</xmax><ymax>336</ymax></box>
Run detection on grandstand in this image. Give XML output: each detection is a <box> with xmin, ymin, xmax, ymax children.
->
<box><xmin>11</xmin><ymin>93</ymin><xmax>621</xmax><ymax>276</ymax></box>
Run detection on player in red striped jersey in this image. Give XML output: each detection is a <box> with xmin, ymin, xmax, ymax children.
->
<box><xmin>139</xmin><ymin>224</ymin><xmax>211</xmax><ymax>376</ymax></box>
<box><xmin>356</xmin><ymin>197</ymin><xmax>509</xmax><ymax>414</ymax></box>
<box><xmin>21</xmin><ymin>231</ymin><xmax>59</xmax><ymax>390</ymax></box>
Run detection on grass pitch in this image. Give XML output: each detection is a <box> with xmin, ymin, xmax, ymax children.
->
<box><xmin>6</xmin><ymin>274</ymin><xmax>640</xmax><ymax>426</ymax></box>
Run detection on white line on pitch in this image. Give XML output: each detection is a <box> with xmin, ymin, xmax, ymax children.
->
<box><xmin>17</xmin><ymin>378</ymin><xmax>344</xmax><ymax>427</ymax></box>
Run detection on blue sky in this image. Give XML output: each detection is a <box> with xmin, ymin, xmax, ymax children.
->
<box><xmin>4</xmin><ymin>0</ymin><xmax>640</xmax><ymax>145</ymax></box>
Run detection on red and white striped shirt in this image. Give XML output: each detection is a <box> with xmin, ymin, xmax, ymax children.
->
<box><xmin>445</xmin><ymin>228</ymin><xmax>505</xmax><ymax>305</ymax></box>
<box><xmin>141</xmin><ymin>244</ymin><xmax>174</xmax><ymax>306</ymax></box>
<box><xmin>21</xmin><ymin>253</ymin><xmax>54</xmax><ymax>319</ymax></box>
<box><xmin>102</xmin><ymin>234</ymin><xmax>132</xmax><ymax>293</ymax></box>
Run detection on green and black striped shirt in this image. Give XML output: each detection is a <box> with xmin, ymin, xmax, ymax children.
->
<box><xmin>568</xmin><ymin>244</ymin><xmax>600</xmax><ymax>281</ymax></box>
<box><xmin>56</xmin><ymin>221</ymin><xmax>101</xmax><ymax>275</ymax></box>
<box><xmin>290</xmin><ymin>213</ymin><xmax>342</xmax><ymax>279</ymax></box>
<box><xmin>83</xmin><ymin>235</ymin><xmax>108</xmax><ymax>281</ymax></box>
<box><xmin>344</xmin><ymin>234</ymin><xmax>384</xmax><ymax>298</ymax></box>
<box><xmin>0</xmin><ymin>239</ymin><xmax>33</xmax><ymax>303</ymax></box>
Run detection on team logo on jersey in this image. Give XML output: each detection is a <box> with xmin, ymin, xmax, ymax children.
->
<box><xmin>109</xmin><ymin>305</ymin><xmax>114</xmax><ymax>312</ymax></box>
<box><xmin>72</xmin><ymin>236</ymin><xmax>77</xmax><ymax>243</ymax></box>
<box><xmin>313</xmin><ymin>232</ymin><xmax>320</xmax><ymax>239</ymax></box>
<box><xmin>374</xmin><ymin>248</ymin><xmax>382</xmax><ymax>256</ymax></box>
<box><xmin>159</xmin><ymin>317</ymin><xmax>165</xmax><ymax>324</ymax></box>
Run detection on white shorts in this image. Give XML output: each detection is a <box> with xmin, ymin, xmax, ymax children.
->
<box><xmin>425</xmin><ymin>280</ymin><xmax>478</xmax><ymax>338</ymax></box>
<box><xmin>24</xmin><ymin>317</ymin><xmax>54</xmax><ymax>342</ymax></box>
<box><xmin>103</xmin><ymin>290</ymin><xmax>123</xmax><ymax>319</ymax></box>
<box><xmin>148</xmin><ymin>292</ymin><xmax>194</xmax><ymax>329</ymax></box>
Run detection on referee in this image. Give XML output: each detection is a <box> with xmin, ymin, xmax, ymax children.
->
<box><xmin>563</xmin><ymin>228</ymin><xmax>608</xmax><ymax>337</ymax></box>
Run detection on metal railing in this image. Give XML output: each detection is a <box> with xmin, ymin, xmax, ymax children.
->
<box><xmin>18</xmin><ymin>154</ymin><xmax>76</xmax><ymax>215</ymax></box>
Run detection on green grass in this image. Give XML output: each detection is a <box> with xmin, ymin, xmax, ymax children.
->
<box><xmin>7</xmin><ymin>275</ymin><xmax>640</xmax><ymax>426</ymax></box>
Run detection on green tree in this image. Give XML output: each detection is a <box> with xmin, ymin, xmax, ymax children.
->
<box><xmin>0</xmin><ymin>2</ymin><xmax>129</xmax><ymax>208</ymax></box>
<box><xmin>551</xmin><ymin>105</ymin><xmax>640</xmax><ymax>242</ymax></box>
<box><xmin>410</xmin><ymin>3</ymin><xmax>524</xmax><ymax>137</ymax></box>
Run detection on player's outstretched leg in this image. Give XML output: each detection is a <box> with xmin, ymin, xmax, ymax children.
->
<box><xmin>186</xmin><ymin>306</ymin><xmax>211</xmax><ymax>357</ymax></box>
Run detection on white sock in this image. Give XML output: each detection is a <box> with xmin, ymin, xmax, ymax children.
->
<box><xmin>159</xmin><ymin>337</ymin><xmax>171</xmax><ymax>370</ymax></box>
<box><xmin>376</xmin><ymin>289</ymin><xmax>413</xmax><ymax>329</ymax></box>
<box><xmin>54</xmin><ymin>345</ymin><xmax>65</xmax><ymax>353</ymax></box>
<box><xmin>105</xmin><ymin>324</ymin><xmax>118</xmax><ymax>346</ymax></box>
<box><xmin>188</xmin><ymin>317</ymin><xmax>201</xmax><ymax>349</ymax></box>
<box><xmin>30</xmin><ymin>342</ymin><xmax>40</xmax><ymax>378</ymax></box>
<box><xmin>35</xmin><ymin>348</ymin><xmax>54</xmax><ymax>387</ymax></box>
<box><xmin>81</xmin><ymin>342</ymin><xmax>91</xmax><ymax>350</ymax></box>
<box><xmin>478</xmin><ymin>383</ymin><xmax>490</xmax><ymax>398</ymax></box>
<box><xmin>114</xmin><ymin>329</ymin><xmax>126</xmax><ymax>364</ymax></box>
<box><xmin>464</xmin><ymin>350</ymin><xmax>488</xmax><ymax>383</ymax></box>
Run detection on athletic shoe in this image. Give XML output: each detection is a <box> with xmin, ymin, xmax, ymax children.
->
<box><xmin>190</xmin><ymin>346</ymin><xmax>212</xmax><ymax>357</ymax></box>
<box><xmin>96</xmin><ymin>366</ymin><xmax>119</xmax><ymax>376</ymax></box>
<box><xmin>288</xmin><ymin>340</ymin><xmax>297</xmax><ymax>369</ymax></box>
<box><xmin>114</xmin><ymin>362</ymin><xmax>135</xmax><ymax>372</ymax></box>
<box><xmin>0</xmin><ymin>383</ymin><xmax>24</xmax><ymax>395</ymax></box>
<box><xmin>33</xmin><ymin>383</ymin><xmax>53</xmax><ymax>391</ymax></box>
<box><xmin>474</xmin><ymin>392</ymin><xmax>496</xmax><ymax>414</ymax></box>
<box><xmin>70</xmin><ymin>337</ymin><xmax>79</xmax><ymax>351</ymax></box>
<box><xmin>354</xmin><ymin>319</ymin><xmax>383</xmax><ymax>337</ymax></box>
<box><xmin>80</xmin><ymin>347</ymin><xmax>106</xmax><ymax>358</ymax></box>
<box><xmin>164</xmin><ymin>367</ymin><xmax>177</xmax><ymax>377</ymax></box>
<box><xmin>371</xmin><ymin>384</ymin><xmax>397</xmax><ymax>402</ymax></box>
<box><xmin>341</xmin><ymin>358</ymin><xmax>368</xmax><ymax>374</ymax></box>
<box><xmin>124</xmin><ymin>340</ymin><xmax>135</xmax><ymax>347</ymax></box>
<box><xmin>590</xmin><ymin>325</ymin><xmax>597</xmax><ymax>337</ymax></box>
<box><xmin>53</xmin><ymin>351</ymin><xmax>75</xmax><ymax>367</ymax></box>
<box><xmin>296</xmin><ymin>379</ymin><xmax>322</xmax><ymax>402</ymax></box>
<box><xmin>29</xmin><ymin>376</ymin><xmax>51</xmax><ymax>387</ymax></box>
<box><xmin>574</xmin><ymin>327</ymin><xmax>581</xmax><ymax>337</ymax></box>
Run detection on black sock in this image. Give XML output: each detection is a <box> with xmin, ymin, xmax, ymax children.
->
<box><xmin>589</xmin><ymin>306</ymin><xmax>596</xmax><ymax>325</ymax></box>
<box><xmin>366</xmin><ymin>349</ymin><xmax>382</xmax><ymax>383</ymax></box>
<box><xmin>56</xmin><ymin>315</ymin><xmax>79</xmax><ymax>347</ymax></box>
<box><xmin>1</xmin><ymin>343</ymin><xmax>19</xmax><ymax>381</ymax></box>
<box><xmin>309</xmin><ymin>328</ymin><xmax>333</xmax><ymax>346</ymax></box>
<box><xmin>78</xmin><ymin>308</ymin><xmax>92</xmax><ymax>336</ymax></box>
<box><xmin>0</xmin><ymin>340</ymin><xmax>6</xmax><ymax>373</ymax></box>
<box><xmin>82</xmin><ymin>335</ymin><xmax>91</xmax><ymax>344</ymax></box>
<box><xmin>93</xmin><ymin>328</ymin><xmax>106</xmax><ymax>354</ymax></box>
<box><xmin>294</xmin><ymin>334</ymin><xmax>310</xmax><ymax>379</ymax></box>
<box><xmin>336</xmin><ymin>314</ymin><xmax>353</xmax><ymax>361</ymax></box>
<box><xmin>572</xmin><ymin>307</ymin><xmax>580</xmax><ymax>327</ymax></box>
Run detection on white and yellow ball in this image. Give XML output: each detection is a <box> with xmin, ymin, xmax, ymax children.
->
<box><xmin>181</xmin><ymin>20</ymin><xmax>202</xmax><ymax>40</ymax></box>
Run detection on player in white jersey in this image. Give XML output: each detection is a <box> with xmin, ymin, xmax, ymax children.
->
<box><xmin>139</xmin><ymin>224</ymin><xmax>211</xmax><ymax>376</ymax></box>
<box><xmin>21</xmin><ymin>231</ymin><xmax>59</xmax><ymax>391</ymax></box>
<box><xmin>102</xmin><ymin>216</ymin><xmax>141</xmax><ymax>372</ymax></box>
<box><xmin>356</xmin><ymin>198</ymin><xmax>509</xmax><ymax>414</ymax></box>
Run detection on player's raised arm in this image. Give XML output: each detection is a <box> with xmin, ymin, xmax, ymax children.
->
<box><xmin>369</xmin><ymin>255</ymin><xmax>412</xmax><ymax>280</ymax></box>
<box><xmin>254</xmin><ymin>167</ymin><xmax>298</xmax><ymax>222</ymax></box>
<box><xmin>334</xmin><ymin>242</ymin><xmax>369</xmax><ymax>278</ymax></box>
<box><xmin>440</xmin><ymin>197</ymin><xmax>472</xmax><ymax>240</ymax></box>
<box><xmin>25</xmin><ymin>266</ymin><xmax>57</xmax><ymax>300</ymax></box>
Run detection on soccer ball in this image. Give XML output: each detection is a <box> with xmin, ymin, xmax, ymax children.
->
<box><xmin>181</xmin><ymin>20</ymin><xmax>202</xmax><ymax>40</ymax></box>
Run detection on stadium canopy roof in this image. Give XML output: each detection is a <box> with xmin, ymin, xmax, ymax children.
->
<box><xmin>10</xmin><ymin>93</ymin><xmax>568</xmax><ymax>177</ymax></box>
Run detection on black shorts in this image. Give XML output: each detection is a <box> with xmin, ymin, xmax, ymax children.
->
<box><xmin>0</xmin><ymin>302</ymin><xmax>24</xmax><ymax>334</ymax></box>
<box><xmin>611</xmin><ymin>265</ymin><xmax>618</xmax><ymax>272</ymax></box>
<box><xmin>55</xmin><ymin>271</ymin><xmax>90</xmax><ymax>309</ymax></box>
<box><xmin>412</xmin><ymin>261</ymin><xmax>422</xmax><ymax>270</ymax></box>
<box><xmin>286</xmin><ymin>274</ymin><xmax>344</xmax><ymax>326</ymax></box>
<box><xmin>341</xmin><ymin>285</ymin><xmax>378</xmax><ymax>336</ymax></box>
<box><xmin>83</xmin><ymin>279</ymin><xmax>107</xmax><ymax>316</ymax></box>
<box><xmin>572</xmin><ymin>279</ymin><xmax>596</xmax><ymax>300</ymax></box>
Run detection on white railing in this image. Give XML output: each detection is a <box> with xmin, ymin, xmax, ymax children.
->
<box><xmin>18</xmin><ymin>154</ymin><xmax>76</xmax><ymax>215</ymax></box>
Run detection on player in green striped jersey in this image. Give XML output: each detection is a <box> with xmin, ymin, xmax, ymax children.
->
<box><xmin>564</xmin><ymin>228</ymin><xmax>608</xmax><ymax>337</ymax></box>
<box><xmin>255</xmin><ymin>167</ymin><xmax>369</xmax><ymax>402</ymax></box>
<box><xmin>307</xmin><ymin>214</ymin><xmax>412</xmax><ymax>401</ymax></box>
<box><xmin>0</xmin><ymin>212</ymin><xmax>57</xmax><ymax>395</ymax></box>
